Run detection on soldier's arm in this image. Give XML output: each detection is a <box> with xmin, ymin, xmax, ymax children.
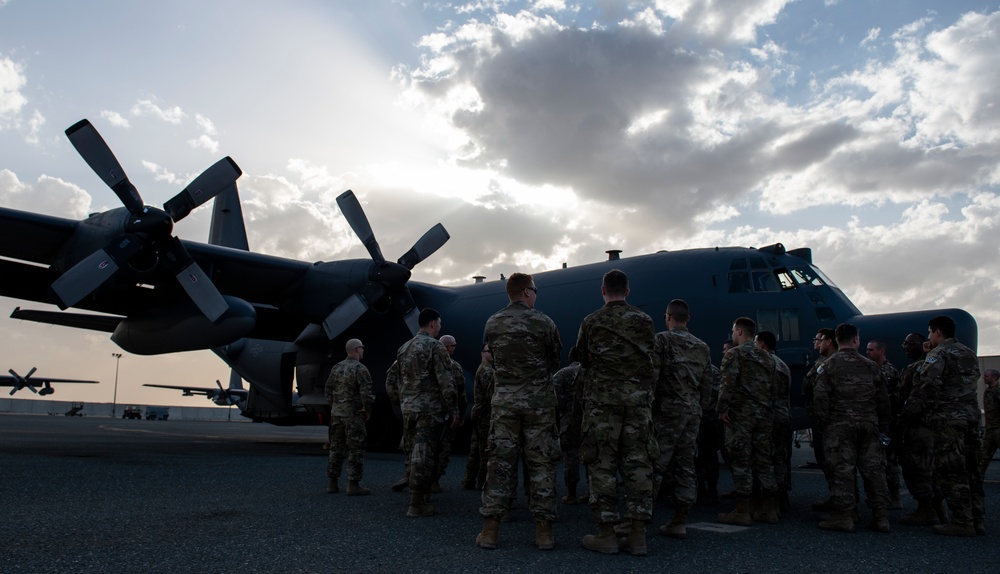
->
<box><xmin>453</xmin><ymin>362</ymin><xmax>468</xmax><ymax>418</ymax></box>
<box><xmin>874</xmin><ymin>365</ymin><xmax>891</xmax><ymax>429</ymax></box>
<box><xmin>698</xmin><ymin>352</ymin><xmax>713</xmax><ymax>416</ymax></box>
<box><xmin>717</xmin><ymin>349</ymin><xmax>737</xmax><ymax>416</ymax></box>
<box><xmin>324</xmin><ymin>368</ymin><xmax>336</xmax><ymax>406</ymax></box>
<box><xmin>547</xmin><ymin>319</ymin><xmax>563</xmax><ymax>376</ymax></box>
<box><xmin>385</xmin><ymin>360</ymin><xmax>400</xmax><ymax>406</ymax></box>
<box><xmin>904</xmin><ymin>353</ymin><xmax>943</xmax><ymax>420</ymax></box>
<box><xmin>359</xmin><ymin>365</ymin><xmax>374</xmax><ymax>418</ymax></box>
<box><xmin>575</xmin><ymin>320</ymin><xmax>591</xmax><ymax>369</ymax></box>
<box><xmin>432</xmin><ymin>345</ymin><xmax>459</xmax><ymax>416</ymax></box>
<box><xmin>813</xmin><ymin>366</ymin><xmax>830</xmax><ymax>423</ymax></box>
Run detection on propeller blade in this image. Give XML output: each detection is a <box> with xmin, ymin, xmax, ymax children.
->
<box><xmin>160</xmin><ymin>237</ymin><xmax>230</xmax><ymax>323</ymax></box>
<box><xmin>336</xmin><ymin>190</ymin><xmax>385</xmax><ymax>265</ymax></box>
<box><xmin>49</xmin><ymin>235</ymin><xmax>143</xmax><ymax>308</ymax></box>
<box><xmin>403</xmin><ymin>306</ymin><xmax>419</xmax><ymax>336</ymax></box>
<box><xmin>163</xmin><ymin>157</ymin><xmax>243</xmax><ymax>222</ymax></box>
<box><xmin>25</xmin><ymin>367</ymin><xmax>37</xmax><ymax>379</ymax></box>
<box><xmin>398</xmin><ymin>223</ymin><xmax>450</xmax><ymax>270</ymax></box>
<box><xmin>322</xmin><ymin>293</ymin><xmax>369</xmax><ymax>340</ymax></box>
<box><xmin>65</xmin><ymin>120</ymin><xmax>144</xmax><ymax>213</ymax></box>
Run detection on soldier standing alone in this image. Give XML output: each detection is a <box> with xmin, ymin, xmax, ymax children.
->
<box><xmin>325</xmin><ymin>338</ymin><xmax>374</xmax><ymax>496</ymax></box>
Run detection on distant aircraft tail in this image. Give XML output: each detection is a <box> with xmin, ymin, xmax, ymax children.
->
<box><xmin>208</xmin><ymin>185</ymin><xmax>250</xmax><ymax>251</ymax></box>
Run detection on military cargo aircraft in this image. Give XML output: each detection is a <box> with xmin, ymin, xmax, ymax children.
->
<box><xmin>0</xmin><ymin>120</ymin><xmax>978</xmax><ymax>449</ymax></box>
<box><xmin>1</xmin><ymin>367</ymin><xmax>99</xmax><ymax>396</ymax></box>
<box><xmin>144</xmin><ymin>370</ymin><xmax>248</xmax><ymax>409</ymax></box>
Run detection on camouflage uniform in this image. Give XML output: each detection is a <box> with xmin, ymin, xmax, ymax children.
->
<box><xmin>392</xmin><ymin>332</ymin><xmax>458</xmax><ymax>495</ymax></box>
<box><xmin>802</xmin><ymin>355</ymin><xmax>831</xmax><ymax>478</ymax></box>
<box><xmin>813</xmin><ymin>350</ymin><xmax>891</xmax><ymax>511</ymax></box>
<box><xmin>325</xmin><ymin>357</ymin><xmax>374</xmax><ymax>483</ymax></box>
<box><xmin>696</xmin><ymin>364</ymin><xmax>722</xmax><ymax>502</ymax></box>
<box><xmin>553</xmin><ymin>362</ymin><xmax>584</xmax><ymax>496</ymax></box>
<box><xmin>651</xmin><ymin>326</ymin><xmax>712</xmax><ymax>507</ymax></box>
<box><xmin>433</xmin><ymin>358</ymin><xmax>468</xmax><ymax>484</ymax></box>
<box><xmin>480</xmin><ymin>301</ymin><xmax>562</xmax><ymax>521</ymax></box>
<box><xmin>979</xmin><ymin>383</ymin><xmax>1000</xmax><ymax>476</ymax></box>
<box><xmin>878</xmin><ymin>361</ymin><xmax>902</xmax><ymax>499</ymax></box>
<box><xmin>576</xmin><ymin>301</ymin><xmax>657</xmax><ymax>524</ymax></box>
<box><xmin>769</xmin><ymin>354</ymin><xmax>792</xmax><ymax>498</ymax></box>
<box><xmin>464</xmin><ymin>360</ymin><xmax>495</xmax><ymax>489</ymax></box>
<box><xmin>718</xmin><ymin>341</ymin><xmax>777</xmax><ymax>497</ymax></box>
<box><xmin>904</xmin><ymin>338</ymin><xmax>983</xmax><ymax>527</ymax></box>
<box><xmin>898</xmin><ymin>359</ymin><xmax>935</xmax><ymax>501</ymax></box>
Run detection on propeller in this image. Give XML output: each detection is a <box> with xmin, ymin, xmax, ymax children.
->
<box><xmin>50</xmin><ymin>120</ymin><xmax>240</xmax><ymax>322</ymax></box>
<box><xmin>8</xmin><ymin>367</ymin><xmax>38</xmax><ymax>396</ymax></box>
<box><xmin>322</xmin><ymin>190</ymin><xmax>450</xmax><ymax>339</ymax></box>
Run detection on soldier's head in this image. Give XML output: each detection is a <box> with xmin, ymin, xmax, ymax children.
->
<box><xmin>480</xmin><ymin>342</ymin><xmax>493</xmax><ymax>364</ymax></box>
<box><xmin>568</xmin><ymin>345</ymin><xmax>580</xmax><ymax>363</ymax></box>
<box><xmin>731</xmin><ymin>317</ymin><xmax>756</xmax><ymax>345</ymax></box>
<box><xmin>985</xmin><ymin>369</ymin><xmax>1000</xmax><ymax>387</ymax></box>
<box><xmin>817</xmin><ymin>328</ymin><xmax>837</xmax><ymax>356</ymax></box>
<box><xmin>665</xmin><ymin>299</ymin><xmax>690</xmax><ymax>328</ymax></box>
<box><xmin>834</xmin><ymin>323</ymin><xmax>860</xmax><ymax>350</ymax></box>
<box><xmin>755</xmin><ymin>330</ymin><xmax>777</xmax><ymax>353</ymax></box>
<box><xmin>440</xmin><ymin>335</ymin><xmax>457</xmax><ymax>356</ymax></box>
<box><xmin>928</xmin><ymin>315</ymin><xmax>956</xmax><ymax>348</ymax></box>
<box><xmin>418</xmin><ymin>308</ymin><xmax>442</xmax><ymax>337</ymax></box>
<box><xmin>506</xmin><ymin>272</ymin><xmax>537</xmax><ymax>308</ymax></box>
<box><xmin>865</xmin><ymin>338</ymin><xmax>888</xmax><ymax>365</ymax></box>
<box><xmin>902</xmin><ymin>332</ymin><xmax>926</xmax><ymax>360</ymax></box>
<box><xmin>345</xmin><ymin>338</ymin><xmax>364</xmax><ymax>360</ymax></box>
<box><xmin>601</xmin><ymin>269</ymin><xmax>630</xmax><ymax>302</ymax></box>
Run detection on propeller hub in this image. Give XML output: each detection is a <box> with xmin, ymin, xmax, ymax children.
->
<box><xmin>371</xmin><ymin>261</ymin><xmax>411</xmax><ymax>289</ymax></box>
<box><xmin>124</xmin><ymin>207</ymin><xmax>173</xmax><ymax>237</ymax></box>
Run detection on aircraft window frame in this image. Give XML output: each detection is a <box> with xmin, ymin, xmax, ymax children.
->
<box><xmin>752</xmin><ymin>270</ymin><xmax>780</xmax><ymax>292</ymax></box>
<box><xmin>809</xmin><ymin>264</ymin><xmax>839</xmax><ymax>288</ymax></box>
<box><xmin>728</xmin><ymin>271</ymin><xmax>752</xmax><ymax>293</ymax></box>
<box><xmin>789</xmin><ymin>267</ymin><xmax>824</xmax><ymax>287</ymax></box>
<box><xmin>756</xmin><ymin>308</ymin><xmax>801</xmax><ymax>342</ymax></box>
<box><xmin>749</xmin><ymin>257</ymin><xmax>768</xmax><ymax>269</ymax></box>
<box><xmin>775</xmin><ymin>268</ymin><xmax>796</xmax><ymax>291</ymax></box>
<box><xmin>729</xmin><ymin>258</ymin><xmax>748</xmax><ymax>270</ymax></box>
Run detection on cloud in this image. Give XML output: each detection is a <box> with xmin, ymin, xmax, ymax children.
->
<box><xmin>131</xmin><ymin>99</ymin><xmax>187</xmax><ymax>124</ymax></box>
<box><xmin>100</xmin><ymin>110</ymin><xmax>130</xmax><ymax>128</ymax></box>
<box><xmin>0</xmin><ymin>169</ymin><xmax>92</xmax><ymax>219</ymax></box>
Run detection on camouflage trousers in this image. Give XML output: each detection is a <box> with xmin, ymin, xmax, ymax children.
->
<box><xmin>433</xmin><ymin>422</ymin><xmax>456</xmax><ymax>483</ymax></box>
<box><xmin>581</xmin><ymin>404</ymin><xmax>657</xmax><ymax>523</ymax></box>
<box><xmin>822</xmin><ymin>420</ymin><xmax>889</xmax><ymax>511</ymax></box>
<box><xmin>979</xmin><ymin>426</ymin><xmax>1000</xmax><ymax>477</ymax></box>
<box><xmin>560</xmin><ymin>430</ymin><xmax>582</xmax><ymax>490</ymax></box>
<box><xmin>723</xmin><ymin>408</ymin><xmax>777</xmax><ymax>497</ymax></box>
<box><xmin>653</xmin><ymin>410</ymin><xmax>700</xmax><ymax>507</ymax></box>
<box><xmin>900</xmin><ymin>421</ymin><xmax>936</xmax><ymax>500</ymax></box>
<box><xmin>327</xmin><ymin>414</ymin><xmax>367</xmax><ymax>482</ymax></box>
<box><xmin>480</xmin><ymin>406</ymin><xmax>559</xmax><ymax>521</ymax></box>
<box><xmin>403</xmin><ymin>413</ymin><xmax>446</xmax><ymax>494</ymax></box>
<box><xmin>932</xmin><ymin>420</ymin><xmax>984</xmax><ymax>525</ymax></box>
<box><xmin>463</xmin><ymin>416</ymin><xmax>491</xmax><ymax>488</ymax></box>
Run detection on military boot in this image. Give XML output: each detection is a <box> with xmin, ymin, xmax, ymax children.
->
<box><xmin>933</xmin><ymin>520</ymin><xmax>976</xmax><ymax>537</ymax></box>
<box><xmin>561</xmin><ymin>485</ymin><xmax>581</xmax><ymax>505</ymax></box>
<box><xmin>618</xmin><ymin>520</ymin><xmax>648</xmax><ymax>556</ymax></box>
<box><xmin>900</xmin><ymin>498</ymin><xmax>939</xmax><ymax>526</ymax></box>
<box><xmin>327</xmin><ymin>477</ymin><xmax>339</xmax><ymax>494</ymax></box>
<box><xmin>406</xmin><ymin>492</ymin><xmax>435</xmax><ymax>518</ymax></box>
<box><xmin>870</xmin><ymin>508</ymin><xmax>891</xmax><ymax>533</ymax></box>
<box><xmin>346</xmin><ymin>480</ymin><xmax>371</xmax><ymax>496</ymax></box>
<box><xmin>391</xmin><ymin>474</ymin><xmax>409</xmax><ymax>492</ymax></box>
<box><xmin>582</xmin><ymin>522</ymin><xmax>619</xmax><ymax>554</ymax></box>
<box><xmin>717</xmin><ymin>496</ymin><xmax>752</xmax><ymax>526</ymax></box>
<box><xmin>753</xmin><ymin>495</ymin><xmax>779</xmax><ymax>524</ymax></box>
<box><xmin>476</xmin><ymin>516</ymin><xmax>501</xmax><ymax>549</ymax></box>
<box><xmin>974</xmin><ymin>519</ymin><xmax>986</xmax><ymax>536</ymax></box>
<box><xmin>888</xmin><ymin>486</ymin><xmax>902</xmax><ymax>510</ymax></box>
<box><xmin>818</xmin><ymin>507</ymin><xmax>856</xmax><ymax>533</ymax></box>
<box><xmin>811</xmin><ymin>498</ymin><xmax>835</xmax><ymax>512</ymax></box>
<box><xmin>534</xmin><ymin>519</ymin><xmax>554</xmax><ymax>550</ymax></box>
<box><xmin>659</xmin><ymin>505</ymin><xmax>690</xmax><ymax>539</ymax></box>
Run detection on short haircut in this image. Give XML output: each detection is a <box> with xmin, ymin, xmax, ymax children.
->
<box><xmin>868</xmin><ymin>338</ymin><xmax>887</xmax><ymax>351</ymax></box>
<box><xmin>835</xmin><ymin>323</ymin><xmax>858</xmax><ymax>344</ymax></box>
<box><xmin>602</xmin><ymin>269</ymin><xmax>629</xmax><ymax>296</ymax></box>
<box><xmin>986</xmin><ymin>369</ymin><xmax>1000</xmax><ymax>379</ymax></box>
<box><xmin>756</xmin><ymin>331</ymin><xmax>777</xmax><ymax>352</ymax></box>
<box><xmin>928</xmin><ymin>315</ymin><xmax>956</xmax><ymax>338</ymax></box>
<box><xmin>734</xmin><ymin>316</ymin><xmax>756</xmax><ymax>337</ymax></box>
<box><xmin>906</xmin><ymin>332</ymin><xmax>926</xmax><ymax>343</ymax></box>
<box><xmin>818</xmin><ymin>328</ymin><xmax>836</xmax><ymax>342</ymax></box>
<box><xmin>505</xmin><ymin>272</ymin><xmax>534</xmax><ymax>298</ymax></box>
<box><xmin>666</xmin><ymin>299</ymin><xmax>689</xmax><ymax>322</ymax></box>
<box><xmin>418</xmin><ymin>308</ymin><xmax>441</xmax><ymax>328</ymax></box>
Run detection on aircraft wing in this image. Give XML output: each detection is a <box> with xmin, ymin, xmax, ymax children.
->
<box><xmin>0</xmin><ymin>207</ymin><xmax>78</xmax><ymax>264</ymax></box>
<box><xmin>144</xmin><ymin>383</ymin><xmax>220</xmax><ymax>397</ymax></box>
<box><xmin>0</xmin><ymin>376</ymin><xmax>99</xmax><ymax>385</ymax></box>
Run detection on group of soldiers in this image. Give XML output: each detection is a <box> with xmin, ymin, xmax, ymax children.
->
<box><xmin>321</xmin><ymin>269</ymin><xmax>995</xmax><ymax>553</ymax></box>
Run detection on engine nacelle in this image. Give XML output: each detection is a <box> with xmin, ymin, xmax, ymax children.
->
<box><xmin>111</xmin><ymin>296</ymin><xmax>255</xmax><ymax>355</ymax></box>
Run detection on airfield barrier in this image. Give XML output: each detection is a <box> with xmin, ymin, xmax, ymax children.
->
<box><xmin>0</xmin><ymin>398</ymin><xmax>248</xmax><ymax>421</ymax></box>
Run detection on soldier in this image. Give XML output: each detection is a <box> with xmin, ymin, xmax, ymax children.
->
<box><xmin>803</xmin><ymin>328</ymin><xmax>838</xmax><ymax>511</ymax></box>
<box><xmin>463</xmin><ymin>343</ymin><xmax>494</xmax><ymax>490</ymax></box>
<box><xmin>325</xmin><ymin>338</ymin><xmax>375</xmax><ymax>496</ymax></box>
<box><xmin>717</xmin><ymin>317</ymin><xmax>778</xmax><ymax>526</ymax></box>
<box><xmin>866</xmin><ymin>338</ymin><xmax>903</xmax><ymax>508</ymax></box>
<box><xmin>754</xmin><ymin>331</ymin><xmax>792</xmax><ymax>515</ymax></box>
<box><xmin>652</xmin><ymin>299</ymin><xmax>712</xmax><ymax>539</ymax></box>
<box><xmin>553</xmin><ymin>346</ymin><xmax>585</xmax><ymax>504</ymax></box>
<box><xmin>392</xmin><ymin>309</ymin><xmax>461</xmax><ymax>517</ymax></box>
<box><xmin>903</xmin><ymin>315</ymin><xmax>983</xmax><ymax>536</ymax></box>
<box><xmin>431</xmin><ymin>334</ymin><xmax>467</xmax><ymax>492</ymax></box>
<box><xmin>812</xmin><ymin>323</ymin><xmax>892</xmax><ymax>533</ymax></box>
<box><xmin>695</xmin><ymin>341</ymin><xmax>727</xmax><ymax>505</ymax></box>
<box><xmin>979</xmin><ymin>369</ymin><xmax>1000</xmax><ymax>477</ymax></box>
<box><xmin>896</xmin><ymin>332</ymin><xmax>942</xmax><ymax>526</ymax></box>
<box><xmin>476</xmin><ymin>273</ymin><xmax>562</xmax><ymax>551</ymax></box>
<box><xmin>385</xmin><ymin>360</ymin><xmax>413</xmax><ymax>493</ymax></box>
<box><xmin>575</xmin><ymin>269</ymin><xmax>656</xmax><ymax>556</ymax></box>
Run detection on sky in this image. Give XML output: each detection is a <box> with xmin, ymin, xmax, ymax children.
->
<box><xmin>1</xmin><ymin>0</ymin><xmax>999</xmax><ymax>407</ymax></box>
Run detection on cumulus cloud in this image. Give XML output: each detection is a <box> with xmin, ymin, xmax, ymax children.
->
<box><xmin>0</xmin><ymin>54</ymin><xmax>27</xmax><ymax>122</ymax></box>
<box><xmin>131</xmin><ymin>99</ymin><xmax>186</xmax><ymax>124</ymax></box>
<box><xmin>0</xmin><ymin>169</ymin><xmax>92</xmax><ymax>218</ymax></box>
<box><xmin>100</xmin><ymin>110</ymin><xmax>130</xmax><ymax>128</ymax></box>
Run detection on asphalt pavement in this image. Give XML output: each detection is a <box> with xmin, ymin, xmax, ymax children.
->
<box><xmin>1</xmin><ymin>414</ymin><xmax>998</xmax><ymax>573</ymax></box>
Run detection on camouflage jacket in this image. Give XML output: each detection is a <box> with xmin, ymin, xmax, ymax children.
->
<box><xmin>813</xmin><ymin>349</ymin><xmax>890</xmax><ymax>426</ymax></box>
<box><xmin>484</xmin><ymin>301</ymin><xmax>562</xmax><ymax>410</ymax></box>
<box><xmin>905</xmin><ymin>338</ymin><xmax>980</xmax><ymax>423</ymax></box>
<box><xmin>718</xmin><ymin>340</ymin><xmax>775</xmax><ymax>415</ymax></box>
<box><xmin>576</xmin><ymin>300</ymin><xmax>655</xmax><ymax>407</ymax></box>
<box><xmin>394</xmin><ymin>332</ymin><xmax>458</xmax><ymax>416</ymax></box>
<box><xmin>771</xmin><ymin>353</ymin><xmax>791</xmax><ymax>423</ymax></box>
<box><xmin>553</xmin><ymin>362</ymin><xmax>584</xmax><ymax>437</ymax></box>
<box><xmin>896</xmin><ymin>359</ymin><xmax>923</xmax><ymax>427</ymax></box>
<box><xmin>706</xmin><ymin>364</ymin><xmax>721</xmax><ymax>418</ymax></box>
<box><xmin>471</xmin><ymin>362</ymin><xmax>495</xmax><ymax>421</ymax></box>
<box><xmin>984</xmin><ymin>384</ymin><xmax>1000</xmax><ymax>429</ymax></box>
<box><xmin>801</xmin><ymin>354</ymin><xmax>829</xmax><ymax>407</ymax></box>
<box><xmin>448</xmin><ymin>358</ymin><xmax>469</xmax><ymax>418</ymax></box>
<box><xmin>324</xmin><ymin>357</ymin><xmax>374</xmax><ymax>418</ymax></box>
<box><xmin>652</xmin><ymin>326</ymin><xmax>712</xmax><ymax>417</ymax></box>
<box><xmin>879</xmin><ymin>361</ymin><xmax>901</xmax><ymax>415</ymax></box>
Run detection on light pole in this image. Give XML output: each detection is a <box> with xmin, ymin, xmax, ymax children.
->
<box><xmin>111</xmin><ymin>353</ymin><xmax>122</xmax><ymax>418</ymax></box>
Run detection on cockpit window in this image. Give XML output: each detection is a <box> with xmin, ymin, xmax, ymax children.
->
<box><xmin>775</xmin><ymin>269</ymin><xmax>796</xmax><ymax>290</ymax></box>
<box><xmin>789</xmin><ymin>267</ymin><xmax>824</xmax><ymax>287</ymax></box>
<box><xmin>749</xmin><ymin>257</ymin><xmax>768</xmax><ymax>269</ymax></box>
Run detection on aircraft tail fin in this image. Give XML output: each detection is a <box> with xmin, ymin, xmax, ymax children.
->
<box><xmin>208</xmin><ymin>184</ymin><xmax>250</xmax><ymax>251</ymax></box>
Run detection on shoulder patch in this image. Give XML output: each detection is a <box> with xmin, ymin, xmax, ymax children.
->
<box><xmin>924</xmin><ymin>356</ymin><xmax>938</xmax><ymax>365</ymax></box>
<box><xmin>816</xmin><ymin>364</ymin><xmax>825</xmax><ymax>375</ymax></box>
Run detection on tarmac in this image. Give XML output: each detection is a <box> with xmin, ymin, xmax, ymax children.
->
<box><xmin>1</xmin><ymin>413</ymin><xmax>998</xmax><ymax>574</ymax></box>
